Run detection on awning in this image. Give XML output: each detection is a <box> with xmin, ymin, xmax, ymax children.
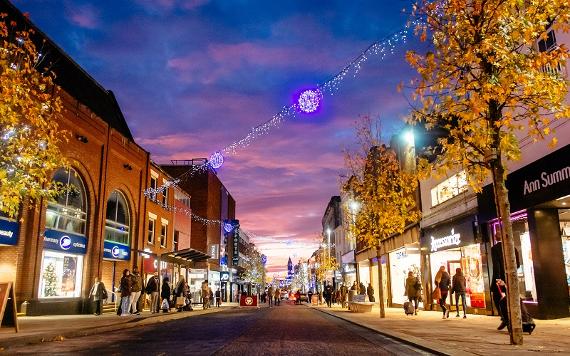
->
<box><xmin>160</xmin><ymin>248</ymin><xmax>211</xmax><ymax>265</ymax></box>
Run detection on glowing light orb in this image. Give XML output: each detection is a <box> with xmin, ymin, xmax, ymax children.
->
<box><xmin>297</xmin><ymin>89</ymin><xmax>322</xmax><ymax>113</ymax></box>
<box><xmin>209</xmin><ymin>152</ymin><xmax>224</xmax><ymax>169</ymax></box>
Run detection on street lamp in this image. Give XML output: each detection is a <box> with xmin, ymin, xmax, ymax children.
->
<box><xmin>326</xmin><ymin>227</ymin><xmax>332</xmax><ymax>262</ymax></box>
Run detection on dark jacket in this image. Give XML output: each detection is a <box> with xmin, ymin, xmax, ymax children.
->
<box><xmin>437</xmin><ymin>272</ymin><xmax>451</xmax><ymax>291</ymax></box>
<box><xmin>146</xmin><ymin>276</ymin><xmax>159</xmax><ymax>294</ymax></box>
<box><xmin>90</xmin><ymin>282</ymin><xmax>107</xmax><ymax>301</ymax></box>
<box><xmin>161</xmin><ymin>282</ymin><xmax>171</xmax><ymax>300</ymax></box>
<box><xmin>130</xmin><ymin>273</ymin><xmax>142</xmax><ymax>292</ymax></box>
<box><xmin>120</xmin><ymin>276</ymin><xmax>132</xmax><ymax>295</ymax></box>
<box><xmin>491</xmin><ymin>242</ymin><xmax>521</xmax><ymax>281</ymax></box>
<box><xmin>452</xmin><ymin>274</ymin><xmax>466</xmax><ymax>293</ymax></box>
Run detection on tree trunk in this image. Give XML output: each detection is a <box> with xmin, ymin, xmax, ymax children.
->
<box><xmin>376</xmin><ymin>246</ymin><xmax>386</xmax><ymax>318</ymax></box>
<box><xmin>491</xmin><ymin>157</ymin><xmax>523</xmax><ymax>345</ymax></box>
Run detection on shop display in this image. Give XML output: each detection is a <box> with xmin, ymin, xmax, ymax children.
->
<box><xmin>389</xmin><ymin>246</ymin><xmax>421</xmax><ymax>305</ymax></box>
<box><xmin>39</xmin><ymin>251</ymin><xmax>83</xmax><ymax>298</ymax></box>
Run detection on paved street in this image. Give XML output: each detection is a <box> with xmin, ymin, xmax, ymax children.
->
<box><xmin>7</xmin><ymin>302</ymin><xmax>432</xmax><ymax>355</ymax></box>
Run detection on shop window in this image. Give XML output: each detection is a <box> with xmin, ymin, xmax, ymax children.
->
<box><xmin>148</xmin><ymin>217</ymin><xmax>156</xmax><ymax>244</ymax></box>
<box><xmin>160</xmin><ymin>222</ymin><xmax>168</xmax><ymax>248</ymax></box>
<box><xmin>105</xmin><ymin>191</ymin><xmax>130</xmax><ymax>246</ymax></box>
<box><xmin>388</xmin><ymin>246</ymin><xmax>422</xmax><ymax>305</ymax></box>
<box><xmin>150</xmin><ymin>176</ymin><xmax>158</xmax><ymax>202</ymax></box>
<box><xmin>492</xmin><ymin>215</ymin><xmax>537</xmax><ymax>302</ymax></box>
<box><xmin>39</xmin><ymin>250</ymin><xmax>83</xmax><ymax>298</ymax></box>
<box><xmin>45</xmin><ymin>168</ymin><xmax>87</xmax><ymax>235</ymax></box>
<box><xmin>430</xmin><ymin>171</ymin><xmax>468</xmax><ymax>207</ymax></box>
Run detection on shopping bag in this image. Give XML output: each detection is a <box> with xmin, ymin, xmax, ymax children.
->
<box><xmin>432</xmin><ymin>287</ymin><xmax>442</xmax><ymax>301</ymax></box>
<box><xmin>161</xmin><ymin>298</ymin><xmax>169</xmax><ymax>310</ymax></box>
<box><xmin>176</xmin><ymin>296</ymin><xmax>185</xmax><ymax>306</ymax></box>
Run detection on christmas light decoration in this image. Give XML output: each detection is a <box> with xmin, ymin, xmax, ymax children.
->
<box><xmin>209</xmin><ymin>151</ymin><xmax>224</xmax><ymax>169</ymax></box>
<box><xmin>297</xmin><ymin>89</ymin><xmax>322</xmax><ymax>114</ymax></box>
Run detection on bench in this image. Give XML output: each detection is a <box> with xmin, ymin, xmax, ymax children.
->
<box><xmin>348</xmin><ymin>301</ymin><xmax>375</xmax><ymax>313</ymax></box>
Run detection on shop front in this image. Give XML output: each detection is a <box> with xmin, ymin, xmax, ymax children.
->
<box><xmin>0</xmin><ymin>214</ymin><xmax>20</xmax><ymax>282</ymax></box>
<box><xmin>35</xmin><ymin>228</ymin><xmax>87</xmax><ymax>314</ymax></box>
<box><xmin>478</xmin><ymin>144</ymin><xmax>570</xmax><ymax>319</ymax></box>
<box><xmin>388</xmin><ymin>243</ymin><xmax>421</xmax><ymax>307</ymax></box>
<box><xmin>421</xmin><ymin>216</ymin><xmax>488</xmax><ymax>313</ymax></box>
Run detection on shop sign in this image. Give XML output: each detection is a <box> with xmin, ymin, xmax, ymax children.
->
<box><xmin>478</xmin><ymin>144</ymin><xmax>570</xmax><ymax>219</ymax></box>
<box><xmin>0</xmin><ymin>218</ymin><xmax>19</xmax><ymax>246</ymax></box>
<box><xmin>232</xmin><ymin>229</ymin><xmax>239</xmax><ymax>266</ymax></box>
<box><xmin>208</xmin><ymin>244</ymin><xmax>219</xmax><ymax>259</ymax></box>
<box><xmin>103</xmin><ymin>241</ymin><xmax>130</xmax><ymax>261</ymax></box>
<box><xmin>220</xmin><ymin>272</ymin><xmax>230</xmax><ymax>281</ymax></box>
<box><xmin>43</xmin><ymin>229</ymin><xmax>87</xmax><ymax>254</ymax></box>
<box><xmin>431</xmin><ymin>229</ymin><xmax>461</xmax><ymax>252</ymax></box>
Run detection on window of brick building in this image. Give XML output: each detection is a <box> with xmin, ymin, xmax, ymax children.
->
<box><xmin>45</xmin><ymin>168</ymin><xmax>87</xmax><ymax>236</ymax></box>
<box><xmin>148</xmin><ymin>216</ymin><xmax>156</xmax><ymax>244</ymax></box>
<box><xmin>160</xmin><ymin>220</ymin><xmax>168</xmax><ymax>248</ymax></box>
<box><xmin>104</xmin><ymin>191</ymin><xmax>130</xmax><ymax>246</ymax></box>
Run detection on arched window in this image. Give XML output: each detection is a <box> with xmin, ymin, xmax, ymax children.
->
<box><xmin>105</xmin><ymin>191</ymin><xmax>130</xmax><ymax>246</ymax></box>
<box><xmin>45</xmin><ymin>168</ymin><xmax>87</xmax><ymax>235</ymax></box>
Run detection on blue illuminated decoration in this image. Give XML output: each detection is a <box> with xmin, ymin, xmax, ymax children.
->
<box><xmin>209</xmin><ymin>151</ymin><xmax>224</xmax><ymax>169</ymax></box>
<box><xmin>261</xmin><ymin>254</ymin><xmax>267</xmax><ymax>265</ymax></box>
<box><xmin>296</xmin><ymin>88</ymin><xmax>322</xmax><ymax>114</ymax></box>
<box><xmin>223</xmin><ymin>222</ymin><xmax>234</xmax><ymax>233</ymax></box>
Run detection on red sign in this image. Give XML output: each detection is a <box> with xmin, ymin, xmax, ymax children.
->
<box><xmin>239</xmin><ymin>295</ymin><xmax>258</xmax><ymax>307</ymax></box>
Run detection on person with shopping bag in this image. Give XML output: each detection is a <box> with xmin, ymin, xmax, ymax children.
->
<box><xmin>434</xmin><ymin>266</ymin><xmax>451</xmax><ymax>319</ymax></box>
<box><xmin>161</xmin><ymin>276</ymin><xmax>171</xmax><ymax>313</ymax></box>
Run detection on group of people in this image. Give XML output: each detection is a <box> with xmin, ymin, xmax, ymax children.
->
<box><xmin>263</xmin><ymin>286</ymin><xmax>282</xmax><ymax>307</ymax></box>
<box><xmin>89</xmin><ymin>268</ymin><xmax>223</xmax><ymax>316</ymax></box>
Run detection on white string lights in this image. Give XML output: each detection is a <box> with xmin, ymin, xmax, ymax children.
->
<box><xmin>144</xmin><ymin>22</ymin><xmax>418</xmax><ymax>224</ymax></box>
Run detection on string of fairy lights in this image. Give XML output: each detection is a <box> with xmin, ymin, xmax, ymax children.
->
<box><xmin>142</xmin><ymin>21</ymin><xmax>420</xmax><ymax>224</ymax></box>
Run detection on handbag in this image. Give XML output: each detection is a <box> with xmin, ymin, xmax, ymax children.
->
<box><xmin>432</xmin><ymin>287</ymin><xmax>442</xmax><ymax>301</ymax></box>
<box><xmin>176</xmin><ymin>296</ymin><xmax>185</xmax><ymax>306</ymax></box>
<box><xmin>161</xmin><ymin>298</ymin><xmax>169</xmax><ymax>310</ymax></box>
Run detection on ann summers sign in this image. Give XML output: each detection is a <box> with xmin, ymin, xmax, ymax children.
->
<box><xmin>478</xmin><ymin>145</ymin><xmax>570</xmax><ymax>219</ymax></box>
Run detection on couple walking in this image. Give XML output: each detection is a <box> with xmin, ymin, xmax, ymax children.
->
<box><xmin>434</xmin><ymin>266</ymin><xmax>467</xmax><ymax>319</ymax></box>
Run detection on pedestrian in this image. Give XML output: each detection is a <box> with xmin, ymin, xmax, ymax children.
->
<box><xmin>435</xmin><ymin>266</ymin><xmax>451</xmax><ymax>319</ymax></box>
<box><xmin>324</xmin><ymin>283</ymin><xmax>333</xmax><ymax>307</ymax></box>
<box><xmin>201</xmin><ymin>280</ymin><xmax>210</xmax><ymax>309</ymax></box>
<box><xmin>129</xmin><ymin>266</ymin><xmax>142</xmax><ymax>315</ymax></box>
<box><xmin>452</xmin><ymin>268</ymin><xmax>467</xmax><ymax>318</ymax></box>
<box><xmin>307</xmin><ymin>289</ymin><xmax>313</xmax><ymax>305</ymax></box>
<box><xmin>491</xmin><ymin>238</ymin><xmax>521</xmax><ymax>330</ymax></box>
<box><xmin>350</xmin><ymin>281</ymin><xmax>357</xmax><ymax>291</ymax></box>
<box><xmin>274</xmin><ymin>287</ymin><xmax>281</xmax><ymax>306</ymax></box>
<box><xmin>145</xmin><ymin>274</ymin><xmax>160</xmax><ymax>313</ymax></box>
<box><xmin>161</xmin><ymin>276</ymin><xmax>171</xmax><ymax>313</ymax></box>
<box><xmin>359</xmin><ymin>282</ymin><xmax>366</xmax><ymax>295</ymax></box>
<box><xmin>208</xmin><ymin>286</ymin><xmax>213</xmax><ymax>309</ymax></box>
<box><xmin>119</xmin><ymin>269</ymin><xmax>132</xmax><ymax>317</ymax></box>
<box><xmin>405</xmin><ymin>271</ymin><xmax>421</xmax><ymax>315</ymax></box>
<box><xmin>89</xmin><ymin>277</ymin><xmax>108</xmax><ymax>315</ymax></box>
<box><xmin>174</xmin><ymin>277</ymin><xmax>186</xmax><ymax>311</ymax></box>
<box><xmin>267</xmin><ymin>286</ymin><xmax>274</xmax><ymax>307</ymax></box>
<box><xmin>366</xmin><ymin>283</ymin><xmax>375</xmax><ymax>302</ymax></box>
<box><xmin>340</xmin><ymin>285</ymin><xmax>348</xmax><ymax>308</ymax></box>
<box><xmin>215</xmin><ymin>289</ymin><xmax>221</xmax><ymax>307</ymax></box>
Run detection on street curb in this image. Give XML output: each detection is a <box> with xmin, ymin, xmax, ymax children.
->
<box><xmin>310</xmin><ymin>305</ymin><xmax>476</xmax><ymax>356</ymax></box>
<box><xmin>0</xmin><ymin>307</ymin><xmax>237</xmax><ymax>350</ymax></box>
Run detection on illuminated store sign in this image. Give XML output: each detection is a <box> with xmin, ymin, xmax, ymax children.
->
<box><xmin>431</xmin><ymin>229</ymin><xmax>461</xmax><ymax>252</ymax></box>
<box><xmin>43</xmin><ymin>229</ymin><xmax>87</xmax><ymax>254</ymax></box>
<box><xmin>0</xmin><ymin>218</ymin><xmax>19</xmax><ymax>246</ymax></box>
<box><xmin>103</xmin><ymin>241</ymin><xmax>130</xmax><ymax>261</ymax></box>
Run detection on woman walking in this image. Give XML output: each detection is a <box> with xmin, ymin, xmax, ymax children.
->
<box><xmin>405</xmin><ymin>271</ymin><xmax>421</xmax><ymax>315</ymax></box>
<box><xmin>452</xmin><ymin>268</ymin><xmax>467</xmax><ymax>318</ymax></box>
<box><xmin>119</xmin><ymin>269</ymin><xmax>132</xmax><ymax>317</ymax></box>
<box><xmin>435</xmin><ymin>266</ymin><xmax>451</xmax><ymax>319</ymax></box>
<box><xmin>89</xmin><ymin>277</ymin><xmax>107</xmax><ymax>315</ymax></box>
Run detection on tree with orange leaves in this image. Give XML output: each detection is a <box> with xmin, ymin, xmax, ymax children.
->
<box><xmin>0</xmin><ymin>15</ymin><xmax>68</xmax><ymax>217</ymax></box>
<box><xmin>406</xmin><ymin>0</ymin><xmax>570</xmax><ymax>344</ymax></box>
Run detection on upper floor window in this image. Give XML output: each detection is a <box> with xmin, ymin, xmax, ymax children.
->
<box><xmin>45</xmin><ymin>168</ymin><xmax>87</xmax><ymax>235</ymax></box>
<box><xmin>162</xmin><ymin>187</ymin><xmax>168</xmax><ymax>207</ymax></box>
<box><xmin>150</xmin><ymin>176</ymin><xmax>158</xmax><ymax>202</ymax></box>
<box><xmin>148</xmin><ymin>216</ymin><xmax>156</xmax><ymax>244</ymax></box>
<box><xmin>538</xmin><ymin>28</ymin><xmax>557</xmax><ymax>53</ymax></box>
<box><xmin>105</xmin><ymin>191</ymin><xmax>130</xmax><ymax>246</ymax></box>
<box><xmin>160</xmin><ymin>221</ymin><xmax>168</xmax><ymax>248</ymax></box>
<box><xmin>430</xmin><ymin>171</ymin><xmax>468</xmax><ymax>207</ymax></box>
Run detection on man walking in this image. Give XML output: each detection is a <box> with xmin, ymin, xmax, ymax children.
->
<box><xmin>130</xmin><ymin>267</ymin><xmax>142</xmax><ymax>315</ymax></box>
<box><xmin>267</xmin><ymin>286</ymin><xmax>274</xmax><ymax>307</ymax></box>
<box><xmin>146</xmin><ymin>273</ymin><xmax>160</xmax><ymax>313</ymax></box>
<box><xmin>491</xmin><ymin>239</ymin><xmax>520</xmax><ymax>330</ymax></box>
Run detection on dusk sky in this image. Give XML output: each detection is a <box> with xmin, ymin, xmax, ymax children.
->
<box><xmin>15</xmin><ymin>0</ymin><xmax>422</xmax><ymax>275</ymax></box>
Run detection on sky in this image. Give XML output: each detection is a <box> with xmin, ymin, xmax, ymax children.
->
<box><xmin>14</xmin><ymin>0</ymin><xmax>421</xmax><ymax>275</ymax></box>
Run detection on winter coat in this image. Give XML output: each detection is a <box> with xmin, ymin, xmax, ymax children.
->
<box><xmin>436</xmin><ymin>271</ymin><xmax>451</xmax><ymax>291</ymax></box>
<box><xmin>405</xmin><ymin>276</ymin><xmax>421</xmax><ymax>297</ymax></box>
<box><xmin>130</xmin><ymin>273</ymin><xmax>142</xmax><ymax>292</ymax></box>
<box><xmin>120</xmin><ymin>276</ymin><xmax>132</xmax><ymax>296</ymax></box>
<box><xmin>366</xmin><ymin>285</ymin><xmax>374</xmax><ymax>298</ymax></box>
<box><xmin>89</xmin><ymin>282</ymin><xmax>107</xmax><ymax>301</ymax></box>
<box><xmin>146</xmin><ymin>277</ymin><xmax>159</xmax><ymax>294</ymax></box>
<box><xmin>452</xmin><ymin>274</ymin><xmax>466</xmax><ymax>294</ymax></box>
<box><xmin>161</xmin><ymin>281</ymin><xmax>171</xmax><ymax>300</ymax></box>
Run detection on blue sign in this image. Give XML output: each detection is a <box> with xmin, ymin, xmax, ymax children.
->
<box><xmin>103</xmin><ymin>240</ymin><xmax>131</xmax><ymax>261</ymax></box>
<box><xmin>43</xmin><ymin>229</ymin><xmax>87</xmax><ymax>254</ymax></box>
<box><xmin>261</xmin><ymin>254</ymin><xmax>267</xmax><ymax>265</ymax></box>
<box><xmin>0</xmin><ymin>218</ymin><xmax>19</xmax><ymax>246</ymax></box>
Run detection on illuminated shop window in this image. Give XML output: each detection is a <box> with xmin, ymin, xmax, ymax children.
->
<box><xmin>105</xmin><ymin>191</ymin><xmax>130</xmax><ymax>246</ymax></box>
<box><xmin>39</xmin><ymin>250</ymin><xmax>83</xmax><ymax>298</ymax></box>
<box><xmin>430</xmin><ymin>171</ymin><xmax>468</xmax><ymax>207</ymax></box>
<box><xmin>45</xmin><ymin>168</ymin><xmax>87</xmax><ymax>235</ymax></box>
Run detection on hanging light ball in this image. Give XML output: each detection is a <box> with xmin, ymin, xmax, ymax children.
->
<box><xmin>297</xmin><ymin>89</ymin><xmax>322</xmax><ymax>114</ymax></box>
<box><xmin>209</xmin><ymin>151</ymin><xmax>224</xmax><ymax>169</ymax></box>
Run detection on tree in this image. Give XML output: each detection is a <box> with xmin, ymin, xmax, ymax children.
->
<box><xmin>315</xmin><ymin>247</ymin><xmax>338</xmax><ymax>288</ymax></box>
<box><xmin>291</xmin><ymin>260</ymin><xmax>308</xmax><ymax>293</ymax></box>
<box><xmin>42</xmin><ymin>262</ymin><xmax>57</xmax><ymax>297</ymax></box>
<box><xmin>342</xmin><ymin>116</ymin><xmax>420</xmax><ymax>317</ymax></box>
<box><xmin>240</xmin><ymin>243</ymin><xmax>266</xmax><ymax>289</ymax></box>
<box><xmin>406</xmin><ymin>0</ymin><xmax>570</xmax><ymax>344</ymax></box>
<box><xmin>0</xmin><ymin>15</ymin><xmax>68</xmax><ymax>217</ymax></box>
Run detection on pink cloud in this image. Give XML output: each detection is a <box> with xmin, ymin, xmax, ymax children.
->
<box><xmin>66</xmin><ymin>4</ymin><xmax>99</xmax><ymax>29</ymax></box>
